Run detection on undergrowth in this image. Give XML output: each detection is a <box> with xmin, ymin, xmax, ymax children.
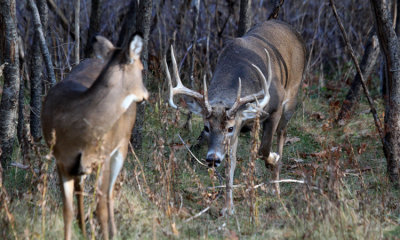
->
<box><xmin>1</xmin><ymin>78</ymin><xmax>400</xmax><ymax>239</ymax></box>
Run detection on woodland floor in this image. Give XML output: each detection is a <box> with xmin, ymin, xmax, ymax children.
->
<box><xmin>2</xmin><ymin>73</ymin><xmax>400</xmax><ymax>239</ymax></box>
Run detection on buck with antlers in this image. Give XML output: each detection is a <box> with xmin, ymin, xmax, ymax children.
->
<box><xmin>42</xmin><ymin>34</ymin><xmax>148</xmax><ymax>239</ymax></box>
<box><xmin>165</xmin><ymin>20</ymin><xmax>306</xmax><ymax>214</ymax></box>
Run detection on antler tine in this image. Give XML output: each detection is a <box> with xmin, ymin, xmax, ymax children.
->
<box><xmin>227</xmin><ymin>48</ymin><xmax>273</xmax><ymax>118</ymax></box>
<box><xmin>226</xmin><ymin>77</ymin><xmax>242</xmax><ymax>118</ymax></box>
<box><xmin>165</xmin><ymin>45</ymin><xmax>204</xmax><ymax>109</ymax></box>
<box><xmin>251</xmin><ymin>48</ymin><xmax>272</xmax><ymax>109</ymax></box>
<box><xmin>170</xmin><ymin>45</ymin><xmax>184</xmax><ymax>88</ymax></box>
<box><xmin>203</xmin><ymin>75</ymin><xmax>212</xmax><ymax>117</ymax></box>
<box><xmin>163</xmin><ymin>56</ymin><xmax>177</xmax><ymax>109</ymax></box>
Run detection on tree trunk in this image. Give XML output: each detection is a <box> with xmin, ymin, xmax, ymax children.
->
<box><xmin>84</xmin><ymin>0</ymin><xmax>102</xmax><ymax>57</ymax></box>
<box><xmin>29</xmin><ymin>0</ymin><xmax>56</xmax><ymax>87</ymax></box>
<box><xmin>237</xmin><ymin>0</ymin><xmax>251</xmax><ymax>37</ymax></box>
<box><xmin>74</xmin><ymin>0</ymin><xmax>80</xmax><ymax>64</ymax></box>
<box><xmin>116</xmin><ymin>0</ymin><xmax>138</xmax><ymax>47</ymax></box>
<box><xmin>370</xmin><ymin>0</ymin><xmax>400</xmax><ymax>186</ymax></box>
<box><xmin>30</xmin><ymin>0</ymin><xmax>47</xmax><ymax>142</ymax></box>
<box><xmin>336</xmin><ymin>31</ymin><xmax>380</xmax><ymax>123</ymax></box>
<box><xmin>0</xmin><ymin>0</ymin><xmax>20</xmax><ymax>167</ymax></box>
<box><xmin>131</xmin><ymin>0</ymin><xmax>153</xmax><ymax>150</ymax></box>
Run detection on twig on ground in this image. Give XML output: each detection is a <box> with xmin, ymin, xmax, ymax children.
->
<box><xmin>177</xmin><ymin>134</ymin><xmax>208</xmax><ymax>167</ymax></box>
<box><xmin>183</xmin><ymin>206</ymin><xmax>210</xmax><ymax>223</ymax></box>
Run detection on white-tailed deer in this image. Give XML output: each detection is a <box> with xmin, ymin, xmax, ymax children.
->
<box><xmin>165</xmin><ymin>20</ymin><xmax>306</xmax><ymax>214</ymax></box>
<box><xmin>42</xmin><ymin>34</ymin><xmax>148</xmax><ymax>240</ymax></box>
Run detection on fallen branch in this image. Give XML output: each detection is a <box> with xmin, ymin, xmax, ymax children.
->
<box><xmin>183</xmin><ymin>206</ymin><xmax>210</xmax><ymax>223</ymax></box>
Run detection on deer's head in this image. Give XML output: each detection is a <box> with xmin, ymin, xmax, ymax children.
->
<box><xmin>165</xmin><ymin>47</ymin><xmax>272</xmax><ymax>167</ymax></box>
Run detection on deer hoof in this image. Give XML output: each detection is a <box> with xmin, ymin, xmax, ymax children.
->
<box><xmin>265</xmin><ymin>152</ymin><xmax>280</xmax><ymax>169</ymax></box>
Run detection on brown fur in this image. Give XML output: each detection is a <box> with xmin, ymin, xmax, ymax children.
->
<box><xmin>41</xmin><ymin>35</ymin><xmax>148</xmax><ymax>240</ymax></box>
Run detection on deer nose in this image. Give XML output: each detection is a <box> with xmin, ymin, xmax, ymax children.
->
<box><xmin>206</xmin><ymin>153</ymin><xmax>221</xmax><ymax>167</ymax></box>
<box><xmin>142</xmin><ymin>88</ymin><xmax>149</xmax><ymax>101</ymax></box>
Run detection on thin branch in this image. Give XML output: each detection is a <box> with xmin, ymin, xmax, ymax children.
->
<box><xmin>177</xmin><ymin>134</ymin><xmax>208</xmax><ymax>167</ymax></box>
<box><xmin>268</xmin><ymin>0</ymin><xmax>285</xmax><ymax>20</ymax></box>
<box><xmin>183</xmin><ymin>206</ymin><xmax>210</xmax><ymax>223</ymax></box>
<box><xmin>46</xmin><ymin>0</ymin><xmax>75</xmax><ymax>40</ymax></box>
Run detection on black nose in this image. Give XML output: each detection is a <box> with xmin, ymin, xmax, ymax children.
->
<box><xmin>206</xmin><ymin>154</ymin><xmax>221</xmax><ymax>167</ymax></box>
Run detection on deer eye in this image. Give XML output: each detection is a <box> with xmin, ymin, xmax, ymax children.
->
<box><xmin>228</xmin><ymin>127</ymin><xmax>234</xmax><ymax>133</ymax></box>
<box><xmin>204</xmin><ymin>126</ymin><xmax>210</xmax><ymax>133</ymax></box>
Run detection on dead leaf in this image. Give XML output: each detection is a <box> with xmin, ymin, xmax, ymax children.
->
<box><xmin>358</xmin><ymin>143</ymin><xmax>367</xmax><ymax>155</ymax></box>
<box><xmin>311</xmin><ymin>112</ymin><xmax>325</xmax><ymax>120</ymax></box>
<box><xmin>171</xmin><ymin>222</ymin><xmax>179</xmax><ymax>236</ymax></box>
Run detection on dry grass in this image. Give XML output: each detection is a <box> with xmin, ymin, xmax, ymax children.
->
<box><xmin>1</xmin><ymin>86</ymin><xmax>400</xmax><ymax>239</ymax></box>
<box><xmin>2</xmin><ymin>0</ymin><xmax>400</xmax><ymax>239</ymax></box>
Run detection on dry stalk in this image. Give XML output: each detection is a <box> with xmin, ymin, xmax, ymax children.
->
<box><xmin>89</xmin><ymin>162</ymin><xmax>103</xmax><ymax>240</ymax></box>
<box><xmin>248</xmin><ymin>109</ymin><xmax>261</xmax><ymax>224</ymax></box>
<box><xmin>129</xmin><ymin>142</ymin><xmax>151</xmax><ymax>197</ymax></box>
<box><xmin>0</xmin><ymin>164</ymin><xmax>18</xmax><ymax>240</ymax></box>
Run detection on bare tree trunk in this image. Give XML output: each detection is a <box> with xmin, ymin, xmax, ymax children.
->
<box><xmin>0</xmin><ymin>0</ymin><xmax>20</xmax><ymax>166</ymax></box>
<box><xmin>237</xmin><ymin>0</ymin><xmax>251</xmax><ymax>37</ymax></box>
<box><xmin>84</xmin><ymin>0</ymin><xmax>102</xmax><ymax>57</ymax></box>
<box><xmin>28</xmin><ymin>0</ymin><xmax>56</xmax><ymax>87</ymax></box>
<box><xmin>190</xmin><ymin>0</ymin><xmax>200</xmax><ymax>89</ymax></box>
<box><xmin>131</xmin><ymin>0</ymin><xmax>153</xmax><ymax>150</ymax></box>
<box><xmin>30</xmin><ymin>0</ymin><xmax>47</xmax><ymax>142</ymax></box>
<box><xmin>74</xmin><ymin>0</ymin><xmax>80</xmax><ymax>64</ymax></box>
<box><xmin>370</xmin><ymin>0</ymin><xmax>400</xmax><ymax>185</ymax></box>
<box><xmin>116</xmin><ymin>0</ymin><xmax>138</xmax><ymax>47</ymax></box>
<box><xmin>336</xmin><ymin>31</ymin><xmax>380</xmax><ymax>123</ymax></box>
<box><xmin>136</xmin><ymin>0</ymin><xmax>153</xmax><ymax>72</ymax></box>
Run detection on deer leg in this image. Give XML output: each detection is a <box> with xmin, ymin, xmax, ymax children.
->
<box><xmin>75</xmin><ymin>176</ymin><xmax>86</xmax><ymax>238</ymax></box>
<box><xmin>108</xmin><ymin>148</ymin><xmax>125</xmax><ymax>238</ymax></box>
<box><xmin>221</xmin><ymin>138</ymin><xmax>238</xmax><ymax>216</ymax></box>
<box><xmin>259</xmin><ymin>109</ymin><xmax>282</xmax><ymax>194</ymax></box>
<box><xmin>60</xmin><ymin>173</ymin><xmax>75</xmax><ymax>240</ymax></box>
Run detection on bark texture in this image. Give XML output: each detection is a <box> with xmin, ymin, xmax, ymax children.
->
<box><xmin>237</xmin><ymin>0</ymin><xmax>251</xmax><ymax>37</ymax></box>
<box><xmin>30</xmin><ymin>0</ymin><xmax>48</xmax><ymax>141</ymax></box>
<box><xmin>336</xmin><ymin>31</ymin><xmax>380</xmax><ymax>122</ymax></box>
<box><xmin>370</xmin><ymin>0</ymin><xmax>400</xmax><ymax>185</ymax></box>
<box><xmin>131</xmin><ymin>0</ymin><xmax>153</xmax><ymax>149</ymax></box>
<box><xmin>190</xmin><ymin>0</ymin><xmax>200</xmax><ymax>89</ymax></box>
<box><xmin>84</xmin><ymin>0</ymin><xmax>102</xmax><ymax>57</ymax></box>
<box><xmin>0</xmin><ymin>0</ymin><xmax>20</xmax><ymax>166</ymax></box>
<box><xmin>74</xmin><ymin>0</ymin><xmax>80</xmax><ymax>64</ymax></box>
<box><xmin>29</xmin><ymin>0</ymin><xmax>56</xmax><ymax>86</ymax></box>
<box><xmin>116</xmin><ymin>0</ymin><xmax>138</xmax><ymax>47</ymax></box>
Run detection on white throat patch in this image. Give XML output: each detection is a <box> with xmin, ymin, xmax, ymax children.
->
<box><xmin>121</xmin><ymin>94</ymin><xmax>140</xmax><ymax>110</ymax></box>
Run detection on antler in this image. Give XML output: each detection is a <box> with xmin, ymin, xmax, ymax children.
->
<box><xmin>164</xmin><ymin>46</ymin><xmax>212</xmax><ymax>116</ymax></box>
<box><xmin>226</xmin><ymin>48</ymin><xmax>272</xmax><ymax>119</ymax></box>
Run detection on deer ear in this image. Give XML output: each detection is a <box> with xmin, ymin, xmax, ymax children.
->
<box><xmin>93</xmin><ymin>36</ymin><xmax>115</xmax><ymax>60</ymax></box>
<box><xmin>128</xmin><ymin>35</ymin><xmax>143</xmax><ymax>63</ymax></box>
<box><xmin>185</xmin><ymin>97</ymin><xmax>203</xmax><ymax>115</ymax></box>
